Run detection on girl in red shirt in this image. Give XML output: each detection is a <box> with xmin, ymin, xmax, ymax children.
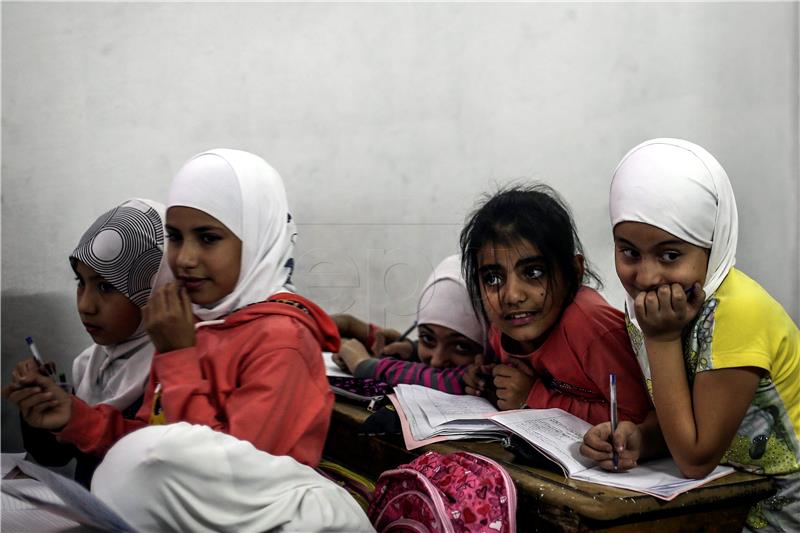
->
<box><xmin>459</xmin><ymin>184</ymin><xmax>650</xmax><ymax>425</ymax></box>
<box><xmin>8</xmin><ymin>149</ymin><xmax>340</xmax><ymax>465</ymax></box>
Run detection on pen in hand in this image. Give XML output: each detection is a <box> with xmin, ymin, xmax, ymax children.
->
<box><xmin>609</xmin><ymin>373</ymin><xmax>619</xmax><ymax>471</ymax></box>
<box><xmin>396</xmin><ymin>321</ymin><xmax>418</xmax><ymax>343</ymax></box>
<box><xmin>26</xmin><ymin>336</ymin><xmax>54</xmax><ymax>378</ymax></box>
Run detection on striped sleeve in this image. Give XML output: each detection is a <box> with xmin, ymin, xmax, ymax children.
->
<box><xmin>373</xmin><ymin>358</ymin><xmax>467</xmax><ymax>394</ymax></box>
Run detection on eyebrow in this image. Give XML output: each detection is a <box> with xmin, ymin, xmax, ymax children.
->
<box><xmin>418</xmin><ymin>325</ymin><xmax>472</xmax><ymax>343</ymax></box>
<box><xmin>478</xmin><ymin>254</ymin><xmax>545</xmax><ymax>272</ymax></box>
<box><xmin>165</xmin><ymin>224</ymin><xmax>225</xmax><ymax>233</ymax></box>
<box><xmin>615</xmin><ymin>237</ymin><xmax>687</xmax><ymax>248</ymax></box>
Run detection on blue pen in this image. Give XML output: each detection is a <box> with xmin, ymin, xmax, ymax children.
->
<box><xmin>609</xmin><ymin>373</ymin><xmax>619</xmax><ymax>471</ymax></box>
<box><xmin>26</xmin><ymin>336</ymin><xmax>54</xmax><ymax>377</ymax></box>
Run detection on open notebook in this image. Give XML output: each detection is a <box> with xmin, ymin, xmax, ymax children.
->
<box><xmin>1</xmin><ymin>458</ymin><xmax>134</xmax><ymax>532</ymax></box>
<box><xmin>390</xmin><ymin>384</ymin><xmax>734</xmax><ymax>501</ymax></box>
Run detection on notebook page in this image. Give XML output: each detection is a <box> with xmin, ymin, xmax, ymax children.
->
<box><xmin>490</xmin><ymin>408</ymin><xmax>595</xmax><ymax>476</ymax></box>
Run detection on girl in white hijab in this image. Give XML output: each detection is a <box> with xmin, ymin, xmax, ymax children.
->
<box><xmin>581</xmin><ymin>138</ymin><xmax>799</xmax><ymax>532</ymax></box>
<box><xmin>14</xmin><ymin>198</ymin><xmax>171</xmax><ymax>487</ymax></box>
<box><xmin>333</xmin><ymin>254</ymin><xmax>486</xmax><ymax>395</ymax></box>
<box><xmin>8</xmin><ymin>149</ymin><xmax>371</xmax><ymax>532</ymax></box>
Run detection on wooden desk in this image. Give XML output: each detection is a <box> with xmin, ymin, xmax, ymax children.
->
<box><xmin>324</xmin><ymin>401</ymin><xmax>775</xmax><ymax>532</ymax></box>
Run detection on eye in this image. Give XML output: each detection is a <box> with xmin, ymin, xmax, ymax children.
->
<box><xmin>98</xmin><ymin>282</ymin><xmax>117</xmax><ymax>294</ymax></box>
<box><xmin>200</xmin><ymin>233</ymin><xmax>222</xmax><ymax>245</ymax></box>
<box><xmin>74</xmin><ymin>276</ymin><xmax>85</xmax><ymax>288</ymax></box>
<box><xmin>523</xmin><ymin>265</ymin><xmax>545</xmax><ymax>280</ymax></box>
<box><xmin>166</xmin><ymin>230</ymin><xmax>181</xmax><ymax>242</ymax></box>
<box><xmin>661</xmin><ymin>251</ymin><xmax>681</xmax><ymax>262</ymax></box>
<box><xmin>453</xmin><ymin>342</ymin><xmax>476</xmax><ymax>355</ymax></box>
<box><xmin>481</xmin><ymin>271</ymin><xmax>503</xmax><ymax>288</ymax></box>
<box><xmin>619</xmin><ymin>247</ymin><xmax>639</xmax><ymax>259</ymax></box>
<box><xmin>418</xmin><ymin>333</ymin><xmax>436</xmax><ymax>347</ymax></box>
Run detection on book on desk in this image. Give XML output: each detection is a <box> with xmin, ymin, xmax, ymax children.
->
<box><xmin>387</xmin><ymin>383</ymin><xmax>735</xmax><ymax>501</ymax></box>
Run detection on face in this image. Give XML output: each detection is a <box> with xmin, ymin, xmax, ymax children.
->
<box><xmin>613</xmin><ymin>221</ymin><xmax>710</xmax><ymax>300</ymax></box>
<box><xmin>477</xmin><ymin>239</ymin><xmax>568</xmax><ymax>353</ymax></box>
<box><xmin>73</xmin><ymin>260</ymin><xmax>142</xmax><ymax>345</ymax></box>
<box><xmin>166</xmin><ymin>206</ymin><xmax>243</xmax><ymax>306</ymax></box>
<box><xmin>417</xmin><ymin>324</ymin><xmax>482</xmax><ymax>368</ymax></box>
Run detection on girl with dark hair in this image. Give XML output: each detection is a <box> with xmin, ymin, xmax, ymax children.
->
<box><xmin>460</xmin><ymin>184</ymin><xmax>650</xmax><ymax>425</ymax></box>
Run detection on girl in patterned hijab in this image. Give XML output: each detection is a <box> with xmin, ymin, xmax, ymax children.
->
<box><xmin>69</xmin><ymin>198</ymin><xmax>172</xmax><ymax>410</ymax></box>
<box><xmin>12</xmin><ymin>198</ymin><xmax>171</xmax><ymax>487</ymax></box>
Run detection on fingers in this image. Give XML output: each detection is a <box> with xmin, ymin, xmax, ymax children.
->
<box><xmin>505</xmin><ymin>358</ymin><xmax>534</xmax><ymax>377</ymax></box>
<box><xmin>381</xmin><ymin>340</ymin><xmax>413</xmax><ymax>360</ymax></box>
<box><xmin>178</xmin><ymin>284</ymin><xmax>194</xmax><ymax>321</ymax></box>
<box><xmin>331</xmin><ymin>352</ymin><xmax>348</xmax><ymax>371</ymax></box>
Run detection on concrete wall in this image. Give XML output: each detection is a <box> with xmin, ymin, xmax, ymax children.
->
<box><xmin>3</xmin><ymin>2</ymin><xmax>798</xmax><ymax>450</ymax></box>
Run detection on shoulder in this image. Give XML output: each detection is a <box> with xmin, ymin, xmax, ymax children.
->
<box><xmin>714</xmin><ymin>269</ymin><xmax>792</xmax><ymax>323</ymax></box>
<box><xmin>706</xmin><ymin>269</ymin><xmax>798</xmax><ymax>367</ymax></box>
<box><xmin>562</xmin><ymin>287</ymin><xmax>626</xmax><ymax>335</ymax></box>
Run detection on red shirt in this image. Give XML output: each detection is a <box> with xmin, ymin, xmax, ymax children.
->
<box><xmin>57</xmin><ymin>293</ymin><xmax>339</xmax><ymax>467</ymax></box>
<box><xmin>490</xmin><ymin>287</ymin><xmax>650</xmax><ymax>425</ymax></box>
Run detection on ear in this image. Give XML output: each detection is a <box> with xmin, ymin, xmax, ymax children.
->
<box><xmin>573</xmin><ymin>254</ymin><xmax>585</xmax><ymax>283</ymax></box>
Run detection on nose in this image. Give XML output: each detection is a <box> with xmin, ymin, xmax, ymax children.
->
<box><xmin>174</xmin><ymin>241</ymin><xmax>199</xmax><ymax>270</ymax></box>
<box><xmin>428</xmin><ymin>346</ymin><xmax>451</xmax><ymax>369</ymax></box>
<box><xmin>635</xmin><ymin>258</ymin><xmax>667</xmax><ymax>291</ymax></box>
<box><xmin>77</xmin><ymin>288</ymin><xmax>98</xmax><ymax>316</ymax></box>
<box><xmin>502</xmin><ymin>273</ymin><xmax>527</xmax><ymax>306</ymax></box>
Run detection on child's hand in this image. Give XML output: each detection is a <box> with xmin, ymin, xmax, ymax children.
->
<box><xmin>580</xmin><ymin>421</ymin><xmax>642</xmax><ymax>472</ymax></box>
<box><xmin>634</xmin><ymin>282</ymin><xmax>705</xmax><ymax>342</ymax></box>
<box><xmin>143</xmin><ymin>283</ymin><xmax>196</xmax><ymax>353</ymax></box>
<box><xmin>4</xmin><ymin>373</ymin><xmax>72</xmax><ymax>431</ymax></box>
<box><xmin>10</xmin><ymin>357</ymin><xmax>52</xmax><ymax>386</ymax></box>
<box><xmin>332</xmin><ymin>339</ymin><xmax>372</xmax><ymax>374</ymax></box>
<box><xmin>380</xmin><ymin>339</ymin><xmax>415</xmax><ymax>361</ymax></box>
<box><xmin>463</xmin><ymin>354</ymin><xmax>495</xmax><ymax>396</ymax></box>
<box><xmin>493</xmin><ymin>359</ymin><xmax>535</xmax><ymax>410</ymax></box>
<box><xmin>371</xmin><ymin>328</ymin><xmax>402</xmax><ymax>355</ymax></box>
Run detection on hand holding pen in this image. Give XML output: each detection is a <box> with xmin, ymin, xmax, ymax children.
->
<box><xmin>378</xmin><ymin>321</ymin><xmax>418</xmax><ymax>360</ymax></box>
<box><xmin>24</xmin><ymin>336</ymin><xmax>69</xmax><ymax>390</ymax></box>
<box><xmin>609</xmin><ymin>373</ymin><xmax>619</xmax><ymax>471</ymax></box>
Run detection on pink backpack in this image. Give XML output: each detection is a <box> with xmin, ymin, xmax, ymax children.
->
<box><xmin>368</xmin><ymin>451</ymin><xmax>517</xmax><ymax>533</ymax></box>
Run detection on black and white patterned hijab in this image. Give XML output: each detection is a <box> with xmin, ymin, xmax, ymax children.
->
<box><xmin>70</xmin><ymin>198</ymin><xmax>173</xmax><ymax>409</ymax></box>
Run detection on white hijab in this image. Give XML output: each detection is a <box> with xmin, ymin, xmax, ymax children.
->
<box><xmin>71</xmin><ymin>198</ymin><xmax>173</xmax><ymax>410</ymax></box>
<box><xmin>417</xmin><ymin>254</ymin><xmax>485</xmax><ymax>347</ymax></box>
<box><xmin>92</xmin><ymin>423</ymin><xmax>374</xmax><ymax>532</ymax></box>
<box><xmin>167</xmin><ymin>149</ymin><xmax>298</xmax><ymax>322</ymax></box>
<box><xmin>609</xmin><ymin>138</ymin><xmax>739</xmax><ymax>324</ymax></box>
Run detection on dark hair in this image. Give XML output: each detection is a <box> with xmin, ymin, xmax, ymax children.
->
<box><xmin>459</xmin><ymin>183</ymin><xmax>602</xmax><ymax>323</ymax></box>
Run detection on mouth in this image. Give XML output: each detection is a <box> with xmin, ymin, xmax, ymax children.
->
<box><xmin>83</xmin><ymin>322</ymin><xmax>102</xmax><ymax>335</ymax></box>
<box><xmin>179</xmin><ymin>276</ymin><xmax>209</xmax><ymax>291</ymax></box>
<box><xmin>503</xmin><ymin>311</ymin><xmax>539</xmax><ymax>326</ymax></box>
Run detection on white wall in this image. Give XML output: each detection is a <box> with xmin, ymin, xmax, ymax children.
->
<box><xmin>3</xmin><ymin>2</ymin><xmax>798</xmax><ymax>450</ymax></box>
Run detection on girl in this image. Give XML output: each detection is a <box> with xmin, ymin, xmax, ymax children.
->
<box><xmin>10</xmin><ymin>198</ymin><xmax>171</xmax><ymax>487</ymax></box>
<box><xmin>581</xmin><ymin>138</ymin><xmax>799</xmax><ymax>532</ymax></box>
<box><xmin>459</xmin><ymin>184</ymin><xmax>651</xmax><ymax>425</ymax></box>
<box><xmin>10</xmin><ymin>149</ymin><xmax>338</xmax><ymax>461</ymax></box>
<box><xmin>333</xmin><ymin>254</ymin><xmax>485</xmax><ymax>394</ymax></box>
<box><xmin>8</xmin><ymin>149</ymin><xmax>372</xmax><ymax>530</ymax></box>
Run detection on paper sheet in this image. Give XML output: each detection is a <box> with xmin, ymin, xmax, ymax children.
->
<box><xmin>322</xmin><ymin>352</ymin><xmax>352</xmax><ymax>378</ymax></box>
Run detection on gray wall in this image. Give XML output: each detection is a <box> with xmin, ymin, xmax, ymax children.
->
<box><xmin>3</xmin><ymin>2</ymin><xmax>799</xmax><ymax>450</ymax></box>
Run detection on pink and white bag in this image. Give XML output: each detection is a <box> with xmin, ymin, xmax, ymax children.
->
<box><xmin>368</xmin><ymin>450</ymin><xmax>517</xmax><ymax>533</ymax></box>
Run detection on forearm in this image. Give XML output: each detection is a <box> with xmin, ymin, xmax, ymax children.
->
<box><xmin>372</xmin><ymin>358</ymin><xmax>466</xmax><ymax>394</ymax></box>
<box><xmin>646</xmin><ymin>339</ymin><xmax>718</xmax><ymax>475</ymax></box>
<box><xmin>332</xmin><ymin>314</ymin><xmax>372</xmax><ymax>345</ymax></box>
<box><xmin>56</xmin><ymin>397</ymin><xmax>146</xmax><ymax>457</ymax></box>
